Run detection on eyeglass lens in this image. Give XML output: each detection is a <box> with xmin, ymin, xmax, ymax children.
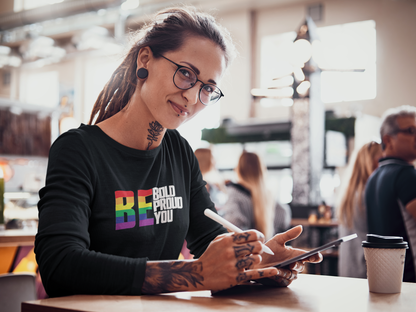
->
<box><xmin>396</xmin><ymin>127</ymin><xmax>416</xmax><ymax>135</ymax></box>
<box><xmin>173</xmin><ymin>68</ymin><xmax>222</xmax><ymax>105</ymax></box>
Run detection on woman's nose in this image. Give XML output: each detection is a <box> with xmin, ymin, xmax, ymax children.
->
<box><xmin>182</xmin><ymin>84</ymin><xmax>200</xmax><ymax>105</ymax></box>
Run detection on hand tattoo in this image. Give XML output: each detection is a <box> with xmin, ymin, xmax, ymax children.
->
<box><xmin>233</xmin><ymin>244</ymin><xmax>255</xmax><ymax>257</ymax></box>
<box><xmin>268</xmin><ymin>274</ymin><xmax>291</xmax><ymax>287</ymax></box>
<box><xmin>236</xmin><ymin>272</ymin><xmax>252</xmax><ymax>283</ymax></box>
<box><xmin>233</xmin><ymin>233</ymin><xmax>251</xmax><ymax>243</ymax></box>
<box><xmin>236</xmin><ymin>257</ymin><xmax>255</xmax><ymax>270</ymax></box>
<box><xmin>147</xmin><ymin>121</ymin><xmax>163</xmax><ymax>150</ymax></box>
<box><xmin>142</xmin><ymin>261</ymin><xmax>204</xmax><ymax>294</ymax></box>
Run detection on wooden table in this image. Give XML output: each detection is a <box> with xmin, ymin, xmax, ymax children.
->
<box><xmin>22</xmin><ymin>274</ymin><xmax>415</xmax><ymax>312</ymax></box>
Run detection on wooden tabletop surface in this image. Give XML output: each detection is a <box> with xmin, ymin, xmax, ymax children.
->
<box><xmin>22</xmin><ymin>273</ymin><xmax>416</xmax><ymax>312</ymax></box>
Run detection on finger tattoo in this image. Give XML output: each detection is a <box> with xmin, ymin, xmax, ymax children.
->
<box><xmin>233</xmin><ymin>233</ymin><xmax>251</xmax><ymax>242</ymax></box>
<box><xmin>233</xmin><ymin>244</ymin><xmax>255</xmax><ymax>257</ymax></box>
<box><xmin>236</xmin><ymin>257</ymin><xmax>255</xmax><ymax>270</ymax></box>
<box><xmin>236</xmin><ymin>272</ymin><xmax>252</xmax><ymax>283</ymax></box>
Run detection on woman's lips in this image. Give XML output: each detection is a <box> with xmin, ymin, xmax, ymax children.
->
<box><xmin>169</xmin><ymin>101</ymin><xmax>189</xmax><ymax>116</ymax></box>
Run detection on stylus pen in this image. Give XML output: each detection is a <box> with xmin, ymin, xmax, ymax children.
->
<box><xmin>204</xmin><ymin>208</ymin><xmax>275</xmax><ymax>255</ymax></box>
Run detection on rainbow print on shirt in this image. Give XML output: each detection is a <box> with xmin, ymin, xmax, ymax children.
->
<box><xmin>138</xmin><ymin>189</ymin><xmax>154</xmax><ymax>227</ymax></box>
<box><xmin>115</xmin><ymin>190</ymin><xmax>135</xmax><ymax>230</ymax></box>
<box><xmin>115</xmin><ymin>185</ymin><xmax>183</xmax><ymax>230</ymax></box>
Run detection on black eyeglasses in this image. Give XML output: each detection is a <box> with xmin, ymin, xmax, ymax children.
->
<box><xmin>159</xmin><ymin>55</ymin><xmax>224</xmax><ymax>106</ymax></box>
<box><xmin>393</xmin><ymin>127</ymin><xmax>416</xmax><ymax>136</ymax></box>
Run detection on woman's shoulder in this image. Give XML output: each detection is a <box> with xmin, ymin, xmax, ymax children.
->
<box><xmin>51</xmin><ymin>124</ymin><xmax>91</xmax><ymax>146</ymax></box>
<box><xmin>163</xmin><ymin>129</ymin><xmax>195</xmax><ymax>158</ymax></box>
<box><xmin>226</xmin><ymin>182</ymin><xmax>251</xmax><ymax>197</ymax></box>
<box><xmin>55</xmin><ymin>124</ymin><xmax>98</xmax><ymax>141</ymax></box>
<box><xmin>164</xmin><ymin>129</ymin><xmax>188</xmax><ymax>146</ymax></box>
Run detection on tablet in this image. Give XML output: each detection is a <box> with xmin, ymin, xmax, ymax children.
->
<box><xmin>274</xmin><ymin>233</ymin><xmax>357</xmax><ymax>268</ymax></box>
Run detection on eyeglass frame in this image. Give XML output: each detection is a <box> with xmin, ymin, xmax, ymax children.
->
<box><xmin>158</xmin><ymin>54</ymin><xmax>224</xmax><ymax>106</ymax></box>
<box><xmin>392</xmin><ymin>127</ymin><xmax>416</xmax><ymax>136</ymax></box>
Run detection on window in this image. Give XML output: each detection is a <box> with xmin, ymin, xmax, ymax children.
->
<box><xmin>14</xmin><ymin>0</ymin><xmax>64</xmax><ymax>12</ymax></box>
<box><xmin>319</xmin><ymin>20</ymin><xmax>376</xmax><ymax>103</ymax></box>
<box><xmin>260</xmin><ymin>20</ymin><xmax>376</xmax><ymax>104</ymax></box>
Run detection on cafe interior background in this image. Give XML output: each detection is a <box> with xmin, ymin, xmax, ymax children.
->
<box><xmin>0</xmin><ymin>0</ymin><xmax>415</xmax><ymax>282</ymax></box>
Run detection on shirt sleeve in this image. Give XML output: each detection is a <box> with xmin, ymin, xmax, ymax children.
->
<box><xmin>35</xmin><ymin>131</ymin><xmax>147</xmax><ymax>297</ymax></box>
<box><xmin>396</xmin><ymin>167</ymin><xmax>416</xmax><ymax>206</ymax></box>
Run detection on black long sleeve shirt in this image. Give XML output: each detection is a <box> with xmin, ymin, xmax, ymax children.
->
<box><xmin>35</xmin><ymin>124</ymin><xmax>225</xmax><ymax>297</ymax></box>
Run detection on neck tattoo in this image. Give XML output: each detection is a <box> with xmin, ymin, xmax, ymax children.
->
<box><xmin>147</xmin><ymin>121</ymin><xmax>164</xmax><ymax>150</ymax></box>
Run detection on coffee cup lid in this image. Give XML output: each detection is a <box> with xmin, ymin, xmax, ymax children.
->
<box><xmin>362</xmin><ymin>234</ymin><xmax>408</xmax><ymax>249</ymax></box>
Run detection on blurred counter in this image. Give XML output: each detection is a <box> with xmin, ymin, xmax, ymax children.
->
<box><xmin>0</xmin><ymin>228</ymin><xmax>36</xmax><ymax>247</ymax></box>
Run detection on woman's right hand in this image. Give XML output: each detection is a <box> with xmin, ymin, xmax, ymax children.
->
<box><xmin>195</xmin><ymin>230</ymin><xmax>278</xmax><ymax>292</ymax></box>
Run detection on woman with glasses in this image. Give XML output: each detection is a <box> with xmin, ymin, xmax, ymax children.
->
<box><xmin>35</xmin><ymin>6</ymin><xmax>321</xmax><ymax>297</ymax></box>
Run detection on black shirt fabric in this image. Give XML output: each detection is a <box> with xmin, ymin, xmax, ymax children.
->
<box><xmin>35</xmin><ymin>124</ymin><xmax>226</xmax><ymax>297</ymax></box>
<box><xmin>365</xmin><ymin>157</ymin><xmax>416</xmax><ymax>282</ymax></box>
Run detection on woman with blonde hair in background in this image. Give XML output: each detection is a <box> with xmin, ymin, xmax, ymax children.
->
<box><xmin>338</xmin><ymin>141</ymin><xmax>382</xmax><ymax>278</ymax></box>
<box><xmin>223</xmin><ymin>152</ymin><xmax>289</xmax><ymax>240</ymax></box>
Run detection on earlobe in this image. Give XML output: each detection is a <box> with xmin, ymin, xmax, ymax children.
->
<box><xmin>136</xmin><ymin>47</ymin><xmax>152</xmax><ymax>80</ymax></box>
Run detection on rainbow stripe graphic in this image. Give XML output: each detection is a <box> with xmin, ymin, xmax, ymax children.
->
<box><xmin>138</xmin><ymin>189</ymin><xmax>154</xmax><ymax>226</ymax></box>
<box><xmin>115</xmin><ymin>190</ymin><xmax>135</xmax><ymax>230</ymax></box>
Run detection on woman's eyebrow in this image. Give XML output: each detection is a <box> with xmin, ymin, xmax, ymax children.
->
<box><xmin>183</xmin><ymin>62</ymin><xmax>200</xmax><ymax>75</ymax></box>
<box><xmin>183</xmin><ymin>61</ymin><xmax>217</xmax><ymax>85</ymax></box>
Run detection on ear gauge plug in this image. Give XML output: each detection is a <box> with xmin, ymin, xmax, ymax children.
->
<box><xmin>136</xmin><ymin>68</ymin><xmax>148</xmax><ymax>79</ymax></box>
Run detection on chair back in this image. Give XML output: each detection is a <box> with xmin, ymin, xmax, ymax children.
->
<box><xmin>0</xmin><ymin>273</ymin><xmax>37</xmax><ymax>312</ymax></box>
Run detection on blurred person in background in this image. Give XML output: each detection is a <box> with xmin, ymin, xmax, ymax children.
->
<box><xmin>365</xmin><ymin>105</ymin><xmax>416</xmax><ymax>282</ymax></box>
<box><xmin>222</xmin><ymin>151</ymin><xmax>291</xmax><ymax>240</ymax></box>
<box><xmin>194</xmin><ymin>148</ymin><xmax>228</xmax><ymax>212</ymax></box>
<box><xmin>35</xmin><ymin>5</ymin><xmax>321</xmax><ymax>298</ymax></box>
<box><xmin>337</xmin><ymin>141</ymin><xmax>382</xmax><ymax>278</ymax></box>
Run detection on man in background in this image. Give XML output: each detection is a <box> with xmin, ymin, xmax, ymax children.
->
<box><xmin>365</xmin><ymin>105</ymin><xmax>416</xmax><ymax>282</ymax></box>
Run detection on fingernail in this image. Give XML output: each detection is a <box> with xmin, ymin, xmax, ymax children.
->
<box><xmin>261</xmin><ymin>244</ymin><xmax>274</xmax><ymax>255</ymax></box>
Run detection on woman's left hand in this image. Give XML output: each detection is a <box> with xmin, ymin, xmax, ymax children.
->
<box><xmin>254</xmin><ymin>225</ymin><xmax>323</xmax><ymax>287</ymax></box>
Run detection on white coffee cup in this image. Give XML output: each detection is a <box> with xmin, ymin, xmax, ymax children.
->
<box><xmin>362</xmin><ymin>234</ymin><xmax>408</xmax><ymax>293</ymax></box>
